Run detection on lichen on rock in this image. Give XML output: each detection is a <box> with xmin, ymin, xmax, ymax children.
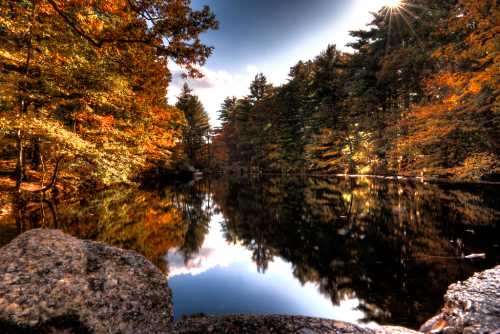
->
<box><xmin>0</xmin><ymin>229</ymin><xmax>172</xmax><ymax>334</ymax></box>
<box><xmin>420</xmin><ymin>265</ymin><xmax>500</xmax><ymax>334</ymax></box>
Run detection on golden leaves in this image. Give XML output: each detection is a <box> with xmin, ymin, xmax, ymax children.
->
<box><xmin>0</xmin><ymin>0</ymin><xmax>203</xmax><ymax>185</ymax></box>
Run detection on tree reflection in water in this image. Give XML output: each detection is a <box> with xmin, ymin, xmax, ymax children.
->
<box><xmin>0</xmin><ymin>176</ymin><xmax>498</xmax><ymax>327</ymax></box>
<box><xmin>212</xmin><ymin>176</ymin><xmax>499</xmax><ymax>327</ymax></box>
<box><xmin>0</xmin><ymin>183</ymin><xmax>213</xmax><ymax>272</ymax></box>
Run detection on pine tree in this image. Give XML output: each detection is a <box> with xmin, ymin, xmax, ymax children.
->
<box><xmin>176</xmin><ymin>84</ymin><xmax>211</xmax><ymax>169</ymax></box>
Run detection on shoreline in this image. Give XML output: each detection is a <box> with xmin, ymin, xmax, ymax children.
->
<box><xmin>0</xmin><ymin>230</ymin><xmax>498</xmax><ymax>334</ymax></box>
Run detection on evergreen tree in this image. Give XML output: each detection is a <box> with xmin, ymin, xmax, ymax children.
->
<box><xmin>176</xmin><ymin>84</ymin><xmax>211</xmax><ymax>169</ymax></box>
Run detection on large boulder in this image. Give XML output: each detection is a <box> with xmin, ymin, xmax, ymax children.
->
<box><xmin>0</xmin><ymin>229</ymin><xmax>172</xmax><ymax>334</ymax></box>
<box><xmin>420</xmin><ymin>265</ymin><xmax>500</xmax><ymax>334</ymax></box>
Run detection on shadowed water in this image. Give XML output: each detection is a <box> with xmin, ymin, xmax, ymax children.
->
<box><xmin>0</xmin><ymin>176</ymin><xmax>498</xmax><ymax>329</ymax></box>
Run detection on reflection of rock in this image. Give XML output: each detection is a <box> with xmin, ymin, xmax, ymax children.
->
<box><xmin>420</xmin><ymin>265</ymin><xmax>500</xmax><ymax>334</ymax></box>
<box><xmin>0</xmin><ymin>229</ymin><xmax>172</xmax><ymax>334</ymax></box>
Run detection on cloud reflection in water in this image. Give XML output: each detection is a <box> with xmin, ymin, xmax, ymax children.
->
<box><xmin>165</xmin><ymin>214</ymin><xmax>374</xmax><ymax>326</ymax></box>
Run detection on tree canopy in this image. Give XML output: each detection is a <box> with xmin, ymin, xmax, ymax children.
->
<box><xmin>214</xmin><ymin>0</ymin><xmax>499</xmax><ymax>181</ymax></box>
<box><xmin>0</xmin><ymin>0</ymin><xmax>218</xmax><ymax>187</ymax></box>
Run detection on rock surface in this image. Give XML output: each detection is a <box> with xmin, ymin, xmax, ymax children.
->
<box><xmin>0</xmin><ymin>229</ymin><xmax>172</xmax><ymax>334</ymax></box>
<box><xmin>171</xmin><ymin>315</ymin><xmax>422</xmax><ymax>334</ymax></box>
<box><xmin>377</xmin><ymin>327</ymin><xmax>422</xmax><ymax>334</ymax></box>
<box><xmin>420</xmin><ymin>265</ymin><xmax>500</xmax><ymax>334</ymax></box>
<box><xmin>171</xmin><ymin>315</ymin><xmax>375</xmax><ymax>334</ymax></box>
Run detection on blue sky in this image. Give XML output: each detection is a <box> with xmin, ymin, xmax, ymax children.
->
<box><xmin>167</xmin><ymin>214</ymin><xmax>375</xmax><ymax>325</ymax></box>
<box><xmin>168</xmin><ymin>0</ymin><xmax>394</xmax><ymax>126</ymax></box>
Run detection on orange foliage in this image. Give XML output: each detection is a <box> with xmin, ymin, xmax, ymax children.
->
<box><xmin>0</xmin><ymin>0</ymin><xmax>217</xmax><ymax>184</ymax></box>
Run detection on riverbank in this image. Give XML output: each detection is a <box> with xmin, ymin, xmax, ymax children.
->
<box><xmin>171</xmin><ymin>315</ymin><xmax>421</xmax><ymax>334</ymax></box>
<box><xmin>0</xmin><ymin>229</ymin><xmax>498</xmax><ymax>333</ymax></box>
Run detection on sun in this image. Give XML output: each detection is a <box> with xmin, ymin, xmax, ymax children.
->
<box><xmin>383</xmin><ymin>0</ymin><xmax>402</xmax><ymax>8</ymax></box>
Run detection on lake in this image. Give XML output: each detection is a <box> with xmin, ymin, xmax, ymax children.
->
<box><xmin>0</xmin><ymin>176</ymin><xmax>498</xmax><ymax>329</ymax></box>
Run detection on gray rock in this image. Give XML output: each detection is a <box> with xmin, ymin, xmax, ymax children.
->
<box><xmin>420</xmin><ymin>265</ymin><xmax>500</xmax><ymax>334</ymax></box>
<box><xmin>171</xmin><ymin>314</ymin><xmax>376</xmax><ymax>334</ymax></box>
<box><xmin>377</xmin><ymin>326</ymin><xmax>422</xmax><ymax>334</ymax></box>
<box><xmin>0</xmin><ymin>229</ymin><xmax>172</xmax><ymax>334</ymax></box>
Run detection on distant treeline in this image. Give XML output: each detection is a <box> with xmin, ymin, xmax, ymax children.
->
<box><xmin>213</xmin><ymin>0</ymin><xmax>499</xmax><ymax>180</ymax></box>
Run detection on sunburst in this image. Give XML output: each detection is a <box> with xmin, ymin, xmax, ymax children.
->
<box><xmin>380</xmin><ymin>0</ymin><xmax>406</xmax><ymax>18</ymax></box>
<box><xmin>377</xmin><ymin>0</ymin><xmax>426</xmax><ymax>52</ymax></box>
<box><xmin>383</xmin><ymin>0</ymin><xmax>403</xmax><ymax>9</ymax></box>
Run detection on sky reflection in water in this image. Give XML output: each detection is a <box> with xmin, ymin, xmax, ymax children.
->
<box><xmin>167</xmin><ymin>213</ymin><xmax>374</xmax><ymax>325</ymax></box>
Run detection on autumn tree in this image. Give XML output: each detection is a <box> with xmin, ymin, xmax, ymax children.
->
<box><xmin>395</xmin><ymin>0</ymin><xmax>499</xmax><ymax>179</ymax></box>
<box><xmin>213</xmin><ymin>0</ymin><xmax>497</xmax><ymax>180</ymax></box>
<box><xmin>0</xmin><ymin>0</ymin><xmax>218</xmax><ymax>188</ymax></box>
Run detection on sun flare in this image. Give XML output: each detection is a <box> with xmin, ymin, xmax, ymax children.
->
<box><xmin>383</xmin><ymin>0</ymin><xmax>402</xmax><ymax>8</ymax></box>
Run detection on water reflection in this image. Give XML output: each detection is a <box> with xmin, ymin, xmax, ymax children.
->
<box><xmin>210</xmin><ymin>176</ymin><xmax>499</xmax><ymax>327</ymax></box>
<box><xmin>0</xmin><ymin>176</ymin><xmax>498</xmax><ymax>328</ymax></box>
<box><xmin>167</xmin><ymin>212</ymin><xmax>378</xmax><ymax>324</ymax></box>
<box><xmin>0</xmin><ymin>184</ymin><xmax>212</xmax><ymax>271</ymax></box>
<box><xmin>167</xmin><ymin>213</ymin><xmax>251</xmax><ymax>277</ymax></box>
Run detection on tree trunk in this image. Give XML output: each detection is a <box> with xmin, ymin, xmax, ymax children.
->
<box><xmin>32</xmin><ymin>155</ymin><xmax>65</xmax><ymax>193</ymax></box>
<box><xmin>15</xmin><ymin>129</ymin><xmax>24</xmax><ymax>193</ymax></box>
<box><xmin>15</xmin><ymin>0</ymin><xmax>37</xmax><ymax>192</ymax></box>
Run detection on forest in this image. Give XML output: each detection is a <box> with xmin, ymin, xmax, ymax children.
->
<box><xmin>0</xmin><ymin>0</ymin><xmax>216</xmax><ymax>191</ymax></box>
<box><xmin>213</xmin><ymin>0</ymin><xmax>499</xmax><ymax>181</ymax></box>
<box><xmin>0</xmin><ymin>1</ymin><xmax>499</xmax><ymax>332</ymax></box>
<box><xmin>0</xmin><ymin>0</ymin><xmax>498</xmax><ymax>195</ymax></box>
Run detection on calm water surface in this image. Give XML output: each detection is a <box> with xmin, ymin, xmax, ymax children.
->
<box><xmin>1</xmin><ymin>176</ymin><xmax>498</xmax><ymax>329</ymax></box>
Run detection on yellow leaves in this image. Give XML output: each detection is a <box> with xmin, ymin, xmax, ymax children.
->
<box><xmin>429</xmin><ymin>0</ymin><xmax>499</xmax><ymax>113</ymax></box>
<box><xmin>98</xmin><ymin>115</ymin><xmax>115</xmax><ymax>131</ymax></box>
<box><xmin>92</xmin><ymin>20</ymin><xmax>104</xmax><ymax>34</ymax></box>
<box><xmin>99</xmin><ymin>1</ymin><xmax>127</xmax><ymax>15</ymax></box>
<box><xmin>449</xmin><ymin>153</ymin><xmax>500</xmax><ymax>180</ymax></box>
<box><xmin>444</xmin><ymin>95</ymin><xmax>461</xmax><ymax>106</ymax></box>
<box><xmin>38</xmin><ymin>3</ymin><xmax>57</xmax><ymax>15</ymax></box>
<box><xmin>0</xmin><ymin>50</ymin><xmax>19</xmax><ymax>65</ymax></box>
<box><xmin>0</xmin><ymin>0</ymin><xmax>207</xmax><ymax>186</ymax></box>
<box><xmin>1</xmin><ymin>112</ymin><xmax>146</xmax><ymax>185</ymax></box>
<box><xmin>76</xmin><ymin>113</ymin><xmax>116</xmax><ymax>132</ymax></box>
<box><xmin>430</xmin><ymin>66</ymin><xmax>494</xmax><ymax>106</ymax></box>
<box><xmin>468</xmin><ymin>80</ymin><xmax>482</xmax><ymax>94</ymax></box>
<box><xmin>434</xmin><ymin>73</ymin><xmax>462</xmax><ymax>89</ymax></box>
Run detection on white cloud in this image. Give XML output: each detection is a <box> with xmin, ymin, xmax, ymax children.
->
<box><xmin>168</xmin><ymin>63</ymin><xmax>259</xmax><ymax>128</ymax></box>
<box><xmin>167</xmin><ymin>0</ymin><xmax>388</xmax><ymax>128</ymax></box>
<box><xmin>165</xmin><ymin>214</ymin><xmax>252</xmax><ymax>277</ymax></box>
<box><xmin>245</xmin><ymin>65</ymin><xmax>259</xmax><ymax>75</ymax></box>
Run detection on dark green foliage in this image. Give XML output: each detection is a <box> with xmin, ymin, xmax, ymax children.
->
<box><xmin>176</xmin><ymin>84</ymin><xmax>211</xmax><ymax>169</ymax></box>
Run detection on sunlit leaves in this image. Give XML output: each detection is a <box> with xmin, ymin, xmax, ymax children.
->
<box><xmin>1</xmin><ymin>0</ymin><xmax>217</xmax><ymax>186</ymax></box>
